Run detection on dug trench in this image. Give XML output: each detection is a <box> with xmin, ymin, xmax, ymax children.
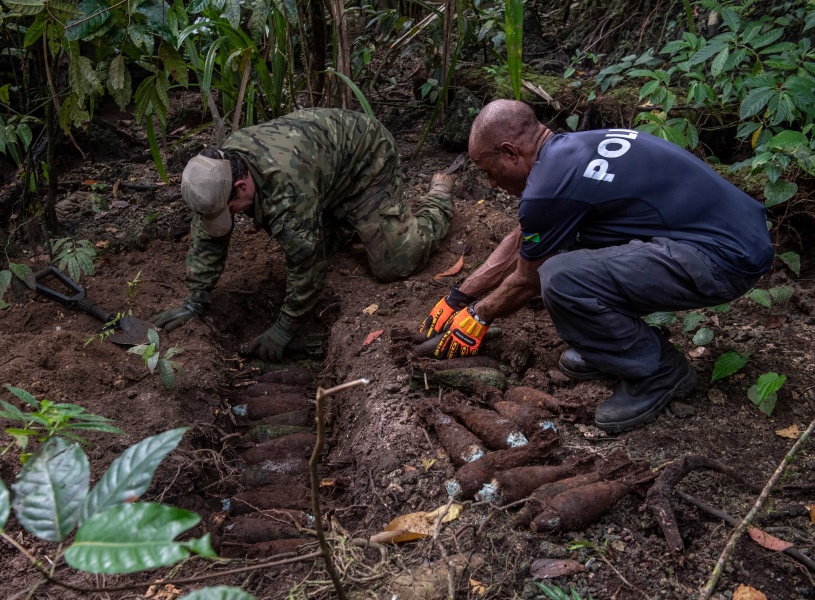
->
<box><xmin>2</xmin><ymin>150</ymin><xmax>815</xmax><ymax>599</ymax></box>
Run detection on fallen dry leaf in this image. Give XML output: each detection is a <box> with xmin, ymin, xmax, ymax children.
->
<box><xmin>363</xmin><ymin>330</ymin><xmax>384</xmax><ymax>346</ymax></box>
<box><xmin>733</xmin><ymin>583</ymin><xmax>767</xmax><ymax>600</ymax></box>
<box><xmin>688</xmin><ymin>346</ymin><xmax>706</xmax><ymax>358</ymax></box>
<box><xmin>113</xmin><ymin>179</ymin><xmax>120</xmax><ymax>196</ymax></box>
<box><xmin>747</xmin><ymin>527</ymin><xmax>793</xmax><ymax>552</ymax></box>
<box><xmin>371</xmin><ymin>503</ymin><xmax>463</xmax><ymax>544</ymax></box>
<box><xmin>806</xmin><ymin>505</ymin><xmax>814</xmax><ymax>523</ymax></box>
<box><xmin>95</xmin><ymin>240</ymin><xmax>110</xmax><ymax>248</ymax></box>
<box><xmin>111</xmin><ymin>200</ymin><xmax>130</xmax><ymax>209</ymax></box>
<box><xmin>83</xmin><ymin>179</ymin><xmax>97</xmax><ymax>185</ymax></box>
<box><xmin>469</xmin><ymin>579</ymin><xmax>487</xmax><ymax>595</ymax></box>
<box><xmin>362</xmin><ymin>303</ymin><xmax>378</xmax><ymax>315</ymax></box>
<box><xmin>765</xmin><ymin>314</ymin><xmax>787</xmax><ymax>329</ymax></box>
<box><xmin>145</xmin><ymin>583</ymin><xmax>182</xmax><ymax>599</ymax></box>
<box><xmin>433</xmin><ymin>254</ymin><xmax>464</xmax><ymax>280</ymax></box>
<box><xmin>529</xmin><ymin>558</ymin><xmax>585</xmax><ymax>579</ymax></box>
<box><xmin>775</xmin><ymin>424</ymin><xmax>800</xmax><ymax>439</ymax></box>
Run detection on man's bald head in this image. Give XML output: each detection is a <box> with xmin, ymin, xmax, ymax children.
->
<box><xmin>469</xmin><ymin>99</ymin><xmax>542</xmax><ymax>154</ymax></box>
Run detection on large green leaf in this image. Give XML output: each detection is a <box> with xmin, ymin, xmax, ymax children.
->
<box><xmin>23</xmin><ymin>17</ymin><xmax>48</xmax><ymax>47</ymax></box>
<box><xmin>4</xmin><ymin>0</ymin><xmax>44</xmax><ymax>15</ymax></box>
<box><xmin>65</xmin><ymin>0</ymin><xmax>110</xmax><ymax>41</ymax></box>
<box><xmin>711</xmin><ymin>351</ymin><xmax>750</xmax><ymax>382</ymax></box>
<box><xmin>754</xmin><ymin>372</ymin><xmax>786</xmax><ymax>403</ymax></box>
<box><xmin>739</xmin><ymin>88</ymin><xmax>774</xmax><ymax>119</ymax></box>
<box><xmin>0</xmin><ymin>479</ymin><xmax>9</xmax><ymax>531</ymax></box>
<box><xmin>179</xmin><ymin>587</ymin><xmax>258</xmax><ymax>600</ymax></box>
<box><xmin>80</xmin><ymin>428</ymin><xmax>188</xmax><ymax>523</ymax></box>
<box><xmin>504</xmin><ymin>0</ymin><xmax>523</xmax><ymax>100</ymax></box>
<box><xmin>681</xmin><ymin>311</ymin><xmax>705</xmax><ymax>333</ymax></box>
<box><xmin>776</xmin><ymin>251</ymin><xmax>800</xmax><ymax>276</ymax></box>
<box><xmin>9</xmin><ymin>262</ymin><xmax>35</xmax><ymax>289</ymax></box>
<box><xmin>643</xmin><ymin>311</ymin><xmax>677</xmax><ymax>327</ymax></box>
<box><xmin>65</xmin><ymin>502</ymin><xmax>209</xmax><ymax>574</ymax></box>
<box><xmin>745</xmin><ymin>288</ymin><xmax>772</xmax><ymax>309</ymax></box>
<box><xmin>764</xmin><ymin>178</ymin><xmax>797</xmax><ymax>208</ymax></box>
<box><xmin>767</xmin><ymin>130</ymin><xmax>808</xmax><ymax>150</ymax></box>
<box><xmin>11</xmin><ymin>438</ymin><xmax>90</xmax><ymax>541</ymax></box>
<box><xmin>159</xmin><ymin>41</ymin><xmax>189</xmax><ymax>87</ymax></box>
<box><xmin>692</xmin><ymin>327</ymin><xmax>714</xmax><ymax>347</ymax></box>
<box><xmin>0</xmin><ymin>270</ymin><xmax>11</xmax><ymax>307</ymax></box>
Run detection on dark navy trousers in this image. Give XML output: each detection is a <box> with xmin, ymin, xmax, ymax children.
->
<box><xmin>539</xmin><ymin>238</ymin><xmax>760</xmax><ymax>379</ymax></box>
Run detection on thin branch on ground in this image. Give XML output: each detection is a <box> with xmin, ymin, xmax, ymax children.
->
<box><xmin>677</xmin><ymin>490</ymin><xmax>815</xmax><ymax>573</ymax></box>
<box><xmin>431</xmin><ymin>496</ymin><xmax>458</xmax><ymax>600</ymax></box>
<box><xmin>310</xmin><ymin>378</ymin><xmax>370</xmax><ymax>600</ymax></box>
<box><xmin>596</xmin><ymin>555</ymin><xmax>650</xmax><ymax>600</ymax></box>
<box><xmin>698</xmin><ymin>417</ymin><xmax>815</xmax><ymax>600</ymax></box>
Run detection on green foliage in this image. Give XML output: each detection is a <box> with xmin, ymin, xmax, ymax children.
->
<box><xmin>504</xmin><ymin>0</ymin><xmax>523</xmax><ymax>100</ymax></box>
<box><xmin>777</xmin><ymin>251</ymin><xmax>801</xmax><ymax>276</ymax></box>
<box><xmin>127</xmin><ymin>270</ymin><xmax>142</xmax><ymax>299</ymax></box>
<box><xmin>65</xmin><ymin>502</ymin><xmax>215</xmax><ymax>573</ymax></box>
<box><xmin>744</xmin><ymin>285</ymin><xmax>793</xmax><ymax>310</ymax></box>
<box><xmin>590</xmin><ymin>1</ymin><xmax>815</xmax><ymax>209</ymax></box>
<box><xmin>0</xmin><ymin>114</ymin><xmax>38</xmax><ymax>166</ymax></box>
<box><xmin>535</xmin><ymin>582</ymin><xmax>593</xmax><ymax>600</ymax></box>
<box><xmin>747</xmin><ymin>372</ymin><xmax>786</xmax><ymax>416</ymax></box>
<box><xmin>0</xmin><ymin>426</ymin><xmax>221</xmax><ymax>579</ymax></box>
<box><xmin>643</xmin><ymin>311</ymin><xmax>677</xmax><ymax>327</ymax></box>
<box><xmin>52</xmin><ymin>238</ymin><xmax>96</xmax><ymax>283</ymax></box>
<box><xmin>180</xmin><ymin>588</ymin><xmax>257</xmax><ymax>600</ymax></box>
<box><xmin>128</xmin><ymin>329</ymin><xmax>184</xmax><ymax>390</ymax></box>
<box><xmin>692</xmin><ymin>327</ymin><xmax>715</xmax><ymax>346</ymax></box>
<box><xmin>0</xmin><ymin>386</ymin><xmax>123</xmax><ymax>459</ymax></box>
<box><xmin>711</xmin><ymin>350</ymin><xmax>751</xmax><ymax>382</ymax></box>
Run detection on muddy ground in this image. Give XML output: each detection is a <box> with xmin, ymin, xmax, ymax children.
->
<box><xmin>1</xmin><ymin>94</ymin><xmax>815</xmax><ymax>599</ymax></box>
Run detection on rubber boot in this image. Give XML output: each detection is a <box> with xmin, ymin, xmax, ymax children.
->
<box><xmin>594</xmin><ymin>339</ymin><xmax>697</xmax><ymax>433</ymax></box>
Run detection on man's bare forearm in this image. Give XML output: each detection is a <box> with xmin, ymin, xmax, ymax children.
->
<box><xmin>473</xmin><ymin>256</ymin><xmax>547</xmax><ymax>323</ymax></box>
<box><xmin>459</xmin><ymin>227</ymin><xmax>523</xmax><ymax>298</ymax></box>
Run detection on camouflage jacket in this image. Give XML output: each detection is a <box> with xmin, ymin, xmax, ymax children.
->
<box><xmin>185</xmin><ymin>108</ymin><xmax>398</xmax><ymax>324</ymax></box>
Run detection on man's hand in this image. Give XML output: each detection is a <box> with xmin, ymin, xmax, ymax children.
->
<box><xmin>151</xmin><ymin>298</ymin><xmax>204</xmax><ymax>332</ymax></box>
<box><xmin>420</xmin><ymin>286</ymin><xmax>476</xmax><ymax>337</ymax></box>
<box><xmin>246</xmin><ymin>315</ymin><xmax>299</xmax><ymax>362</ymax></box>
<box><xmin>434</xmin><ymin>305</ymin><xmax>489</xmax><ymax>358</ymax></box>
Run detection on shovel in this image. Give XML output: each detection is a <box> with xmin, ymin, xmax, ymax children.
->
<box><xmin>34</xmin><ymin>266</ymin><xmax>153</xmax><ymax>346</ymax></box>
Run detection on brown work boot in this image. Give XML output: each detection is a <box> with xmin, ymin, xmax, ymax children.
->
<box><xmin>429</xmin><ymin>172</ymin><xmax>454</xmax><ymax>196</ymax></box>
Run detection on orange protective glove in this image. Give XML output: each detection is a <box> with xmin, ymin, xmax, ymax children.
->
<box><xmin>419</xmin><ymin>286</ymin><xmax>476</xmax><ymax>338</ymax></box>
<box><xmin>434</xmin><ymin>305</ymin><xmax>490</xmax><ymax>358</ymax></box>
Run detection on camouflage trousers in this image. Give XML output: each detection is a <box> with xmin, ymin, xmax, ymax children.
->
<box><xmin>331</xmin><ymin>142</ymin><xmax>453</xmax><ymax>282</ymax></box>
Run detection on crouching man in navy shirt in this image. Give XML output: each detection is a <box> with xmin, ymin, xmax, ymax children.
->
<box><xmin>420</xmin><ymin>99</ymin><xmax>773</xmax><ymax>433</ymax></box>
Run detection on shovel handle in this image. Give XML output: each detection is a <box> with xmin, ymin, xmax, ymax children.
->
<box><xmin>77</xmin><ymin>297</ymin><xmax>113</xmax><ymax>324</ymax></box>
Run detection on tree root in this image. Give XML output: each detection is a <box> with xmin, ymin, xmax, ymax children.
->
<box><xmin>645</xmin><ymin>454</ymin><xmax>761</xmax><ymax>554</ymax></box>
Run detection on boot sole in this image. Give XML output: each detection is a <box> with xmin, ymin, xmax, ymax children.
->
<box><xmin>594</xmin><ymin>367</ymin><xmax>698</xmax><ymax>433</ymax></box>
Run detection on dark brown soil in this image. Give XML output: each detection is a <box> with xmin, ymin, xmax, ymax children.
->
<box><xmin>1</xmin><ymin>94</ymin><xmax>814</xmax><ymax>600</ymax></box>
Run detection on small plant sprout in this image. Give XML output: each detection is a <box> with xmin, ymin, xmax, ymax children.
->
<box><xmin>83</xmin><ymin>312</ymin><xmax>131</xmax><ymax>347</ymax></box>
<box><xmin>126</xmin><ymin>270</ymin><xmax>142</xmax><ymax>299</ymax></box>
<box><xmin>748</xmin><ymin>372</ymin><xmax>787</xmax><ymax>417</ymax></box>
<box><xmin>128</xmin><ymin>329</ymin><xmax>184</xmax><ymax>391</ymax></box>
<box><xmin>52</xmin><ymin>238</ymin><xmax>97</xmax><ymax>282</ymax></box>
<box><xmin>0</xmin><ymin>386</ymin><xmax>123</xmax><ymax>461</ymax></box>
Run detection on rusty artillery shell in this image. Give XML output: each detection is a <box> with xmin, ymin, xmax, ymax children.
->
<box><xmin>429</xmin><ymin>366</ymin><xmax>507</xmax><ymax>393</ymax></box>
<box><xmin>255</xmin><ymin>409</ymin><xmax>314</xmax><ymax>428</ymax></box>
<box><xmin>248</xmin><ymin>424</ymin><xmax>313</xmax><ymax>443</ymax></box>
<box><xmin>505</xmin><ymin>386</ymin><xmax>587</xmax><ymax>422</ymax></box>
<box><xmin>512</xmin><ymin>472</ymin><xmax>602</xmax><ymax>528</ymax></box>
<box><xmin>240</xmin><ymin>465</ymin><xmax>310</xmax><ymax>489</ymax></box>
<box><xmin>530</xmin><ymin>478</ymin><xmax>633</xmax><ymax>532</ymax></box>
<box><xmin>220</xmin><ymin>537</ymin><xmax>308</xmax><ymax>559</ymax></box>
<box><xmin>221</xmin><ymin>514</ymin><xmax>302</xmax><ymax>545</ymax></box>
<box><xmin>448</xmin><ymin>430</ymin><xmax>559</xmax><ymax>499</ymax></box>
<box><xmin>240</xmin><ymin>432</ymin><xmax>317</xmax><ymax>466</ymax></box>
<box><xmin>419</xmin><ymin>403</ymin><xmax>486</xmax><ymax>467</ymax></box>
<box><xmin>229</xmin><ymin>483</ymin><xmax>312</xmax><ymax>515</ymax></box>
<box><xmin>246</xmin><ymin>382</ymin><xmax>308</xmax><ymax>397</ymax></box>
<box><xmin>479</xmin><ymin>454</ymin><xmax>596</xmax><ymax>504</ymax></box>
<box><xmin>493</xmin><ymin>401</ymin><xmax>555</xmax><ymax>438</ymax></box>
<box><xmin>446</xmin><ymin>401</ymin><xmax>527</xmax><ymax>450</ymax></box>
<box><xmin>256</xmin><ymin>366</ymin><xmax>314</xmax><ymax>386</ymax></box>
<box><xmin>233</xmin><ymin>393</ymin><xmax>312</xmax><ymax>420</ymax></box>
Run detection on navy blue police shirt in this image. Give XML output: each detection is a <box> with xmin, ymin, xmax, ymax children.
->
<box><xmin>518</xmin><ymin>129</ymin><xmax>774</xmax><ymax>277</ymax></box>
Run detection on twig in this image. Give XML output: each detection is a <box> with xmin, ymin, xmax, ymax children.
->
<box><xmin>431</xmin><ymin>497</ymin><xmax>457</xmax><ymax>600</ymax></box>
<box><xmin>677</xmin><ymin>491</ymin><xmax>815</xmax><ymax>573</ymax></box>
<box><xmin>698</xmin><ymin>417</ymin><xmax>815</xmax><ymax>600</ymax></box>
<box><xmin>596</xmin><ymin>555</ymin><xmax>650</xmax><ymax>600</ymax></box>
<box><xmin>310</xmin><ymin>378</ymin><xmax>369</xmax><ymax>600</ymax></box>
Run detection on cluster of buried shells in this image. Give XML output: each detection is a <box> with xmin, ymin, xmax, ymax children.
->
<box><xmin>414</xmin><ymin>356</ymin><xmax>654</xmax><ymax>532</ymax></box>
<box><xmin>213</xmin><ymin>366</ymin><xmax>319</xmax><ymax>559</ymax></box>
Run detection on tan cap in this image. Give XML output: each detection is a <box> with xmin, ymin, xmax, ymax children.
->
<box><xmin>181</xmin><ymin>155</ymin><xmax>233</xmax><ymax>237</ymax></box>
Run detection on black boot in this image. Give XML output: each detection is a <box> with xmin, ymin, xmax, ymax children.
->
<box><xmin>594</xmin><ymin>342</ymin><xmax>697</xmax><ymax>433</ymax></box>
<box><xmin>558</xmin><ymin>348</ymin><xmax>609</xmax><ymax>380</ymax></box>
